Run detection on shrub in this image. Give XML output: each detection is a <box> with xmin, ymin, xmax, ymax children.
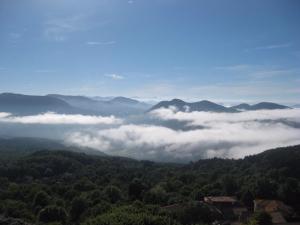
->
<box><xmin>33</xmin><ymin>191</ymin><xmax>50</xmax><ymax>208</ymax></box>
<box><xmin>38</xmin><ymin>205</ymin><xmax>67</xmax><ymax>223</ymax></box>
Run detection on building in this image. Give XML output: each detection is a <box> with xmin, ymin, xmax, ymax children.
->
<box><xmin>254</xmin><ymin>199</ymin><xmax>294</xmax><ymax>224</ymax></box>
<box><xmin>204</xmin><ymin>196</ymin><xmax>238</xmax><ymax>206</ymax></box>
<box><xmin>204</xmin><ymin>196</ymin><xmax>249</xmax><ymax>224</ymax></box>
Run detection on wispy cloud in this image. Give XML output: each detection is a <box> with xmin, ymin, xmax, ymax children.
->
<box><xmin>44</xmin><ymin>15</ymin><xmax>86</xmax><ymax>41</ymax></box>
<box><xmin>105</xmin><ymin>74</ymin><xmax>124</xmax><ymax>80</ymax></box>
<box><xmin>9</xmin><ymin>32</ymin><xmax>22</xmax><ymax>40</ymax></box>
<box><xmin>251</xmin><ymin>69</ymin><xmax>295</xmax><ymax>79</ymax></box>
<box><xmin>244</xmin><ymin>43</ymin><xmax>292</xmax><ymax>52</ymax></box>
<box><xmin>150</xmin><ymin>107</ymin><xmax>300</xmax><ymax>126</ymax></box>
<box><xmin>215</xmin><ymin>64</ymin><xmax>251</xmax><ymax>71</ymax></box>
<box><xmin>0</xmin><ymin>112</ymin><xmax>123</xmax><ymax>125</ymax></box>
<box><xmin>86</xmin><ymin>41</ymin><xmax>116</xmax><ymax>46</ymax></box>
<box><xmin>8</xmin><ymin>32</ymin><xmax>23</xmax><ymax>44</ymax></box>
<box><xmin>34</xmin><ymin>70</ymin><xmax>55</xmax><ymax>73</ymax></box>
<box><xmin>254</xmin><ymin>43</ymin><xmax>292</xmax><ymax>50</ymax></box>
<box><xmin>216</xmin><ymin>64</ymin><xmax>298</xmax><ymax>79</ymax></box>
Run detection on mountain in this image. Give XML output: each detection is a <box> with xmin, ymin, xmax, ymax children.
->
<box><xmin>0</xmin><ymin>93</ymin><xmax>151</xmax><ymax>116</ymax></box>
<box><xmin>250</xmin><ymin>102</ymin><xmax>290</xmax><ymax>110</ymax></box>
<box><xmin>108</xmin><ymin>96</ymin><xmax>140</xmax><ymax>105</ymax></box>
<box><xmin>149</xmin><ymin>99</ymin><xmax>238</xmax><ymax>113</ymax></box>
<box><xmin>230</xmin><ymin>103</ymin><xmax>252</xmax><ymax>111</ymax></box>
<box><xmin>230</xmin><ymin>102</ymin><xmax>290</xmax><ymax>111</ymax></box>
<box><xmin>0</xmin><ymin>93</ymin><xmax>78</xmax><ymax>115</ymax></box>
<box><xmin>50</xmin><ymin>95</ymin><xmax>151</xmax><ymax>116</ymax></box>
<box><xmin>108</xmin><ymin>97</ymin><xmax>150</xmax><ymax>109</ymax></box>
<box><xmin>0</xmin><ymin>137</ymin><xmax>106</xmax><ymax>159</ymax></box>
<box><xmin>150</xmin><ymin>99</ymin><xmax>290</xmax><ymax>113</ymax></box>
<box><xmin>103</xmin><ymin>97</ymin><xmax>150</xmax><ymax>116</ymax></box>
<box><xmin>47</xmin><ymin>94</ymin><xmax>98</xmax><ymax>106</ymax></box>
<box><xmin>47</xmin><ymin>94</ymin><xmax>104</xmax><ymax>114</ymax></box>
<box><xmin>0</xmin><ymin>143</ymin><xmax>300</xmax><ymax>225</ymax></box>
<box><xmin>92</xmin><ymin>96</ymin><xmax>115</xmax><ymax>101</ymax></box>
<box><xmin>190</xmin><ymin>145</ymin><xmax>300</xmax><ymax>180</ymax></box>
<box><xmin>293</xmin><ymin>104</ymin><xmax>300</xmax><ymax>108</ymax></box>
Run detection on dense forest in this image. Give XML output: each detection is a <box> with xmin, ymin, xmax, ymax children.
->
<box><xmin>0</xmin><ymin>144</ymin><xmax>299</xmax><ymax>225</ymax></box>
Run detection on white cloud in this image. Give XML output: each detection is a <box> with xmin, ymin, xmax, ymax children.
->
<box><xmin>66</xmin><ymin>109</ymin><xmax>300</xmax><ymax>162</ymax></box>
<box><xmin>34</xmin><ymin>69</ymin><xmax>55</xmax><ymax>73</ymax></box>
<box><xmin>250</xmin><ymin>69</ymin><xmax>296</xmax><ymax>79</ymax></box>
<box><xmin>0</xmin><ymin>112</ymin><xmax>122</xmax><ymax>125</ymax></box>
<box><xmin>0</xmin><ymin>112</ymin><xmax>11</xmax><ymax>118</ymax></box>
<box><xmin>105</xmin><ymin>74</ymin><xmax>124</xmax><ymax>80</ymax></box>
<box><xmin>44</xmin><ymin>15</ymin><xmax>86</xmax><ymax>41</ymax></box>
<box><xmin>215</xmin><ymin>64</ymin><xmax>252</xmax><ymax>71</ymax></box>
<box><xmin>3</xmin><ymin>109</ymin><xmax>299</xmax><ymax>162</ymax></box>
<box><xmin>254</xmin><ymin>43</ymin><xmax>292</xmax><ymax>50</ymax></box>
<box><xmin>86</xmin><ymin>41</ymin><xmax>115</xmax><ymax>45</ymax></box>
<box><xmin>150</xmin><ymin>107</ymin><xmax>300</xmax><ymax>126</ymax></box>
<box><xmin>9</xmin><ymin>32</ymin><xmax>22</xmax><ymax>39</ymax></box>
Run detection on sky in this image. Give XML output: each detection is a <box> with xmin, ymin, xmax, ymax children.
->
<box><xmin>0</xmin><ymin>0</ymin><xmax>300</xmax><ymax>104</ymax></box>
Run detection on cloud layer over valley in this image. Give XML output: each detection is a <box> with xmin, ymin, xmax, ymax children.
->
<box><xmin>1</xmin><ymin>109</ymin><xmax>300</xmax><ymax>162</ymax></box>
<box><xmin>0</xmin><ymin>112</ymin><xmax>122</xmax><ymax>125</ymax></box>
<box><xmin>66</xmin><ymin>108</ymin><xmax>300</xmax><ymax>162</ymax></box>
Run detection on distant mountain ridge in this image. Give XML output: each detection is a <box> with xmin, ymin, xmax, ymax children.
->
<box><xmin>293</xmin><ymin>104</ymin><xmax>300</xmax><ymax>108</ymax></box>
<box><xmin>230</xmin><ymin>102</ymin><xmax>290</xmax><ymax>111</ymax></box>
<box><xmin>150</xmin><ymin>99</ymin><xmax>238</xmax><ymax>113</ymax></box>
<box><xmin>150</xmin><ymin>99</ymin><xmax>291</xmax><ymax>113</ymax></box>
<box><xmin>0</xmin><ymin>137</ymin><xmax>106</xmax><ymax>159</ymax></box>
<box><xmin>108</xmin><ymin>96</ymin><xmax>140</xmax><ymax>105</ymax></box>
<box><xmin>0</xmin><ymin>93</ymin><xmax>291</xmax><ymax>115</ymax></box>
<box><xmin>47</xmin><ymin>94</ymin><xmax>98</xmax><ymax>105</ymax></box>
<box><xmin>0</xmin><ymin>93</ymin><xmax>151</xmax><ymax>116</ymax></box>
<box><xmin>49</xmin><ymin>94</ymin><xmax>150</xmax><ymax>116</ymax></box>
<box><xmin>0</xmin><ymin>93</ymin><xmax>78</xmax><ymax>115</ymax></box>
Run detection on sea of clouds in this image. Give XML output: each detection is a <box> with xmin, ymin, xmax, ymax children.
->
<box><xmin>0</xmin><ymin>112</ymin><xmax>122</xmax><ymax>125</ymax></box>
<box><xmin>1</xmin><ymin>108</ymin><xmax>300</xmax><ymax>162</ymax></box>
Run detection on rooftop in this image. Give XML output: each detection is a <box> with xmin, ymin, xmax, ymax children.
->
<box><xmin>204</xmin><ymin>196</ymin><xmax>238</xmax><ymax>203</ymax></box>
<box><xmin>254</xmin><ymin>199</ymin><xmax>293</xmax><ymax>214</ymax></box>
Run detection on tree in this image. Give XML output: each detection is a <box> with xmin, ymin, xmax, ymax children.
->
<box><xmin>38</xmin><ymin>205</ymin><xmax>67</xmax><ymax>223</ymax></box>
<box><xmin>241</xmin><ymin>189</ymin><xmax>254</xmax><ymax>207</ymax></box>
<box><xmin>143</xmin><ymin>185</ymin><xmax>168</xmax><ymax>205</ymax></box>
<box><xmin>33</xmin><ymin>191</ymin><xmax>50</xmax><ymax>208</ymax></box>
<box><xmin>128</xmin><ymin>178</ymin><xmax>145</xmax><ymax>200</ymax></box>
<box><xmin>278</xmin><ymin>178</ymin><xmax>300</xmax><ymax>204</ymax></box>
<box><xmin>248</xmin><ymin>211</ymin><xmax>272</xmax><ymax>225</ymax></box>
<box><xmin>252</xmin><ymin>178</ymin><xmax>277</xmax><ymax>199</ymax></box>
<box><xmin>221</xmin><ymin>175</ymin><xmax>238</xmax><ymax>195</ymax></box>
<box><xmin>104</xmin><ymin>185</ymin><xmax>122</xmax><ymax>203</ymax></box>
<box><xmin>70</xmin><ymin>197</ymin><xmax>88</xmax><ymax>221</ymax></box>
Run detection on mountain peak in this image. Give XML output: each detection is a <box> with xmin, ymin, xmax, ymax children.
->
<box><xmin>169</xmin><ymin>98</ymin><xmax>186</xmax><ymax>104</ymax></box>
<box><xmin>150</xmin><ymin>99</ymin><xmax>237</xmax><ymax>113</ymax></box>
<box><xmin>109</xmin><ymin>97</ymin><xmax>140</xmax><ymax>104</ymax></box>
<box><xmin>230</xmin><ymin>102</ymin><xmax>290</xmax><ymax>111</ymax></box>
<box><xmin>0</xmin><ymin>92</ymin><xmax>74</xmax><ymax>115</ymax></box>
<box><xmin>252</xmin><ymin>102</ymin><xmax>290</xmax><ymax>110</ymax></box>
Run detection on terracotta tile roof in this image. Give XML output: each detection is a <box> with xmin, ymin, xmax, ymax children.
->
<box><xmin>204</xmin><ymin>196</ymin><xmax>237</xmax><ymax>203</ymax></box>
<box><xmin>270</xmin><ymin>212</ymin><xmax>287</xmax><ymax>224</ymax></box>
<box><xmin>254</xmin><ymin>199</ymin><xmax>295</xmax><ymax>224</ymax></box>
<box><xmin>254</xmin><ymin>199</ymin><xmax>292</xmax><ymax>214</ymax></box>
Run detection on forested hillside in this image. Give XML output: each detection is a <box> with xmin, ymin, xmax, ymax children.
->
<box><xmin>0</xmin><ymin>145</ymin><xmax>299</xmax><ymax>225</ymax></box>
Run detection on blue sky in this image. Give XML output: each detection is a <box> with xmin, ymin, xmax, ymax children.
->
<box><xmin>0</xmin><ymin>0</ymin><xmax>300</xmax><ymax>104</ymax></box>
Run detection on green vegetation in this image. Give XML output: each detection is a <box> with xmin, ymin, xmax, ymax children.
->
<box><xmin>247</xmin><ymin>211</ymin><xmax>272</xmax><ymax>225</ymax></box>
<box><xmin>0</xmin><ymin>145</ymin><xmax>299</xmax><ymax>224</ymax></box>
